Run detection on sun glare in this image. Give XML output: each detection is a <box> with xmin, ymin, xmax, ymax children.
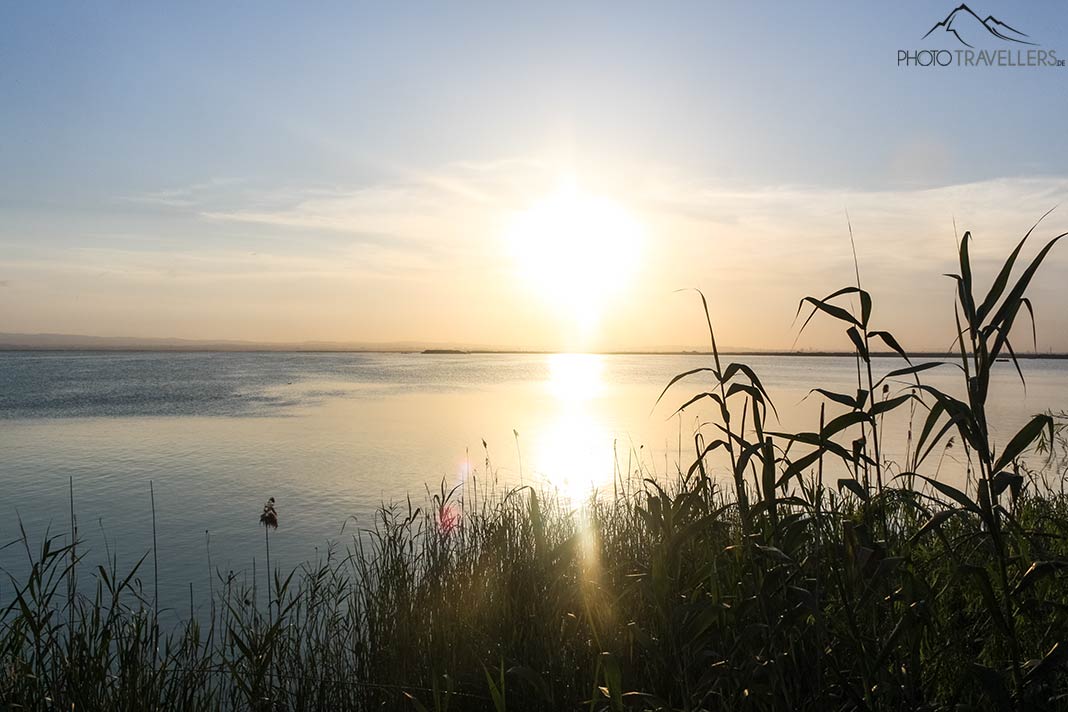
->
<box><xmin>506</xmin><ymin>180</ymin><xmax>643</xmax><ymax>331</ymax></box>
<box><xmin>530</xmin><ymin>353</ymin><xmax>615</xmax><ymax>501</ymax></box>
<box><xmin>546</xmin><ymin>351</ymin><xmax>604</xmax><ymax>401</ymax></box>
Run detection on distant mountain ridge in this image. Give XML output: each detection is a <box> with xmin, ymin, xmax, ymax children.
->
<box><xmin>0</xmin><ymin>332</ymin><xmax>720</xmax><ymax>353</ymax></box>
<box><xmin>922</xmin><ymin>4</ymin><xmax>1036</xmax><ymax>48</ymax></box>
<box><xmin>0</xmin><ymin>333</ymin><xmax>1064</xmax><ymax>357</ymax></box>
<box><xmin>0</xmin><ymin>332</ymin><xmax>459</xmax><ymax>352</ymax></box>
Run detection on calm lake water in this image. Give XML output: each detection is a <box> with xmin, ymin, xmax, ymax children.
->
<box><xmin>2</xmin><ymin>351</ymin><xmax>1066</xmax><ymax>616</ymax></box>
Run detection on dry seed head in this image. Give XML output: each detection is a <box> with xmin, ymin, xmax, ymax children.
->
<box><xmin>260</xmin><ymin>497</ymin><xmax>278</xmax><ymax>529</ymax></box>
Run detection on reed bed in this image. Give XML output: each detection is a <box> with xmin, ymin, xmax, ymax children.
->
<box><xmin>3</xmin><ymin>220</ymin><xmax>1068</xmax><ymax>711</ymax></box>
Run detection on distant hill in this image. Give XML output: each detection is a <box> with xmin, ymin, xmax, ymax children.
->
<box><xmin>0</xmin><ymin>332</ymin><xmax>739</xmax><ymax>353</ymax></box>
<box><xmin>1</xmin><ymin>333</ymin><xmax>1063</xmax><ymax>357</ymax></box>
<box><xmin>0</xmin><ymin>332</ymin><xmax>446</xmax><ymax>352</ymax></box>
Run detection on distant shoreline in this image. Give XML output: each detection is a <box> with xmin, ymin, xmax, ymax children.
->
<box><xmin>1</xmin><ymin>347</ymin><xmax>1066</xmax><ymax>359</ymax></box>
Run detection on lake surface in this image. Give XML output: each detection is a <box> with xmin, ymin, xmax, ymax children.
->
<box><xmin>2</xmin><ymin>351</ymin><xmax>1066</xmax><ymax>616</ymax></box>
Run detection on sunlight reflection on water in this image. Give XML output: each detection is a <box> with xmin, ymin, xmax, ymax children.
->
<box><xmin>529</xmin><ymin>354</ymin><xmax>616</xmax><ymax>500</ymax></box>
<box><xmin>1</xmin><ymin>351</ymin><xmax>1066</xmax><ymax>615</ymax></box>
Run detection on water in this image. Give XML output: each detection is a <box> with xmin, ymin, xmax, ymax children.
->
<box><xmin>1</xmin><ymin>351</ymin><xmax>1065</xmax><ymax>616</ymax></box>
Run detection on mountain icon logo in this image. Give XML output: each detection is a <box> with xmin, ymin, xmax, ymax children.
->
<box><xmin>922</xmin><ymin>4</ymin><xmax>1036</xmax><ymax>48</ymax></box>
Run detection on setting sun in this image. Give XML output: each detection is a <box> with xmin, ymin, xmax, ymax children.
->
<box><xmin>505</xmin><ymin>180</ymin><xmax>643</xmax><ymax>331</ymax></box>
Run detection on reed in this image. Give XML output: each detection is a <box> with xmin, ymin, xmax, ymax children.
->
<box><xmin>2</xmin><ymin>219</ymin><xmax>1067</xmax><ymax>711</ymax></box>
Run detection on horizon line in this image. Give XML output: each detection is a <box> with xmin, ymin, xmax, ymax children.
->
<box><xmin>1</xmin><ymin>346</ymin><xmax>1066</xmax><ymax>359</ymax></box>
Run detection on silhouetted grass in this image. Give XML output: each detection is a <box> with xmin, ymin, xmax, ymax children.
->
<box><xmin>3</xmin><ymin>218</ymin><xmax>1068</xmax><ymax>711</ymax></box>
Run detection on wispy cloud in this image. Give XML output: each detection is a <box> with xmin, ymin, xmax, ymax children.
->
<box><xmin>8</xmin><ymin>162</ymin><xmax>1065</xmax><ymax>349</ymax></box>
<box><xmin>201</xmin><ymin>186</ymin><xmax>451</xmax><ymax>236</ymax></box>
<box><xmin>105</xmin><ymin>166</ymin><xmax>1068</xmax><ymax>285</ymax></box>
<box><xmin>641</xmin><ymin>175</ymin><xmax>1068</xmax><ymax>265</ymax></box>
<box><xmin>120</xmin><ymin>177</ymin><xmax>247</xmax><ymax>208</ymax></box>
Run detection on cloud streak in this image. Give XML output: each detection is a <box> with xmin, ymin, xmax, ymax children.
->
<box><xmin>4</xmin><ymin>160</ymin><xmax>1067</xmax><ymax>349</ymax></box>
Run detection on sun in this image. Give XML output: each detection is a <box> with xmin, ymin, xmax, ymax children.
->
<box><xmin>505</xmin><ymin>180</ymin><xmax>643</xmax><ymax>330</ymax></box>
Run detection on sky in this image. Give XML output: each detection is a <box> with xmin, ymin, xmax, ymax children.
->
<box><xmin>2</xmin><ymin>1</ymin><xmax>1067</xmax><ymax>352</ymax></box>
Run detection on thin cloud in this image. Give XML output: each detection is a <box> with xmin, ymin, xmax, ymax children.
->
<box><xmin>120</xmin><ymin>177</ymin><xmax>246</xmax><ymax>208</ymax></box>
<box><xmin>20</xmin><ymin>165</ymin><xmax>1055</xmax><ymax>350</ymax></box>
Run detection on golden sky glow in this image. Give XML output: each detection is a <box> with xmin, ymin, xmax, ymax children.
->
<box><xmin>2</xmin><ymin>166</ymin><xmax>1067</xmax><ymax>353</ymax></box>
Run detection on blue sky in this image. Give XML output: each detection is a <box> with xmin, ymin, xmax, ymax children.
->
<box><xmin>2</xmin><ymin>1</ymin><xmax>1067</xmax><ymax>350</ymax></box>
